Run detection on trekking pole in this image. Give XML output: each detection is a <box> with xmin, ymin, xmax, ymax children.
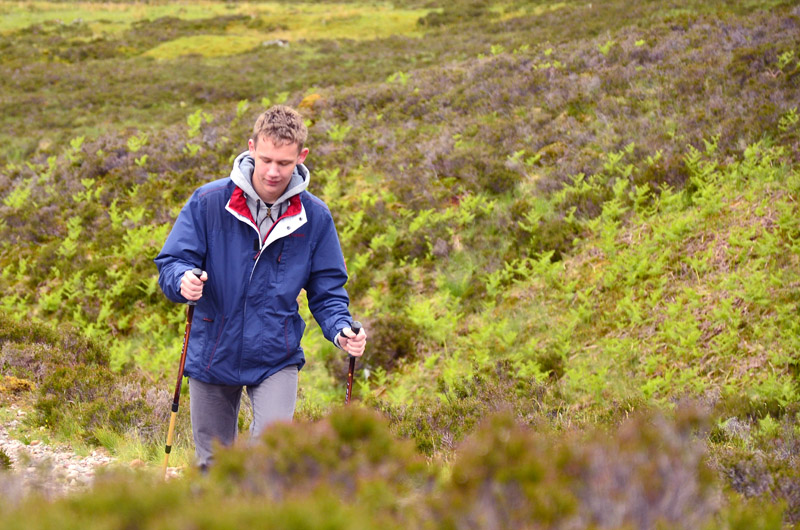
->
<box><xmin>344</xmin><ymin>321</ymin><xmax>362</xmax><ymax>405</ymax></box>
<box><xmin>162</xmin><ymin>267</ymin><xmax>204</xmax><ymax>479</ymax></box>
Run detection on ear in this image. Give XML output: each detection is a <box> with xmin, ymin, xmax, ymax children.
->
<box><xmin>248</xmin><ymin>138</ymin><xmax>256</xmax><ymax>156</ymax></box>
<box><xmin>296</xmin><ymin>147</ymin><xmax>309</xmax><ymax>165</ymax></box>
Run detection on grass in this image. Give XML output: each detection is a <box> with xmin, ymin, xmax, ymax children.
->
<box><xmin>0</xmin><ymin>1</ymin><xmax>235</xmax><ymax>33</ymax></box>
<box><xmin>0</xmin><ymin>2</ymin><xmax>437</xmax><ymax>162</ymax></box>
<box><xmin>92</xmin><ymin>426</ymin><xmax>194</xmax><ymax>468</ymax></box>
<box><xmin>0</xmin><ymin>1</ymin><xmax>431</xmax><ymax>39</ymax></box>
<box><xmin>247</xmin><ymin>5</ymin><xmax>431</xmax><ymax>41</ymax></box>
<box><xmin>143</xmin><ymin>34</ymin><xmax>266</xmax><ymax>59</ymax></box>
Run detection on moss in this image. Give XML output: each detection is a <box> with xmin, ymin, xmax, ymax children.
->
<box><xmin>0</xmin><ymin>375</ymin><xmax>34</xmax><ymax>395</ymax></box>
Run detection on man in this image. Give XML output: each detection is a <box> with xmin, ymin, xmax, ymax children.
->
<box><xmin>155</xmin><ymin>105</ymin><xmax>366</xmax><ymax>468</ymax></box>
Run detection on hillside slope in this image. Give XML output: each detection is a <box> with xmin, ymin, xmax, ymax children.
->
<box><xmin>1</xmin><ymin>0</ymin><xmax>799</xmax><ymax>525</ymax></box>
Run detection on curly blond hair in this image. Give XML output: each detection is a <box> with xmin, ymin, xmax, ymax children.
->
<box><xmin>251</xmin><ymin>105</ymin><xmax>308</xmax><ymax>151</ymax></box>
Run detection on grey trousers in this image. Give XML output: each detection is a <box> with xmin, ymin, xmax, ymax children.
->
<box><xmin>188</xmin><ymin>365</ymin><xmax>298</xmax><ymax>468</ymax></box>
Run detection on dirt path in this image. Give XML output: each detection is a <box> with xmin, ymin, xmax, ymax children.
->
<box><xmin>0</xmin><ymin>404</ymin><xmax>115</xmax><ymax>500</ymax></box>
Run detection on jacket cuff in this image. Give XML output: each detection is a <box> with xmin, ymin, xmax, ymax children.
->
<box><xmin>332</xmin><ymin>319</ymin><xmax>351</xmax><ymax>349</ymax></box>
<box><xmin>175</xmin><ymin>273</ymin><xmax>188</xmax><ymax>303</ymax></box>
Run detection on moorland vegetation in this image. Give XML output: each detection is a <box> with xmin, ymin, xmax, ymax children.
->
<box><xmin>1</xmin><ymin>0</ymin><xmax>800</xmax><ymax>527</ymax></box>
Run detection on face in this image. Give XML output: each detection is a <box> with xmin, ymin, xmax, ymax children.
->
<box><xmin>247</xmin><ymin>135</ymin><xmax>308</xmax><ymax>203</ymax></box>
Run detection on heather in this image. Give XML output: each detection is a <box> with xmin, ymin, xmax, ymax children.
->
<box><xmin>1</xmin><ymin>0</ymin><xmax>800</xmax><ymax>526</ymax></box>
<box><xmin>1</xmin><ymin>406</ymin><xmax>768</xmax><ymax>529</ymax></box>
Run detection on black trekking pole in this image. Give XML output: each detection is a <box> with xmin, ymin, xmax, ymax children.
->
<box><xmin>162</xmin><ymin>267</ymin><xmax>204</xmax><ymax>479</ymax></box>
<box><xmin>344</xmin><ymin>321</ymin><xmax>362</xmax><ymax>405</ymax></box>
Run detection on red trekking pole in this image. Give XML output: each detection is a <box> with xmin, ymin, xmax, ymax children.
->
<box><xmin>162</xmin><ymin>267</ymin><xmax>204</xmax><ymax>479</ymax></box>
<box><xmin>344</xmin><ymin>321</ymin><xmax>362</xmax><ymax>405</ymax></box>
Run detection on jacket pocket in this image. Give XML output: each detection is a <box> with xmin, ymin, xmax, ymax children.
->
<box><xmin>286</xmin><ymin>313</ymin><xmax>305</xmax><ymax>355</ymax></box>
<box><xmin>200</xmin><ymin>315</ymin><xmax>226</xmax><ymax>372</ymax></box>
<box><xmin>274</xmin><ymin>236</ymin><xmax>311</xmax><ymax>298</ymax></box>
<box><xmin>260</xmin><ymin>313</ymin><xmax>304</xmax><ymax>365</ymax></box>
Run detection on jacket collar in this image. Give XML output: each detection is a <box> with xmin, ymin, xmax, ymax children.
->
<box><xmin>226</xmin><ymin>187</ymin><xmax>303</xmax><ymax>233</ymax></box>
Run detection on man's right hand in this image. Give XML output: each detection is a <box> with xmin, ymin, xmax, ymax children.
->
<box><xmin>180</xmin><ymin>269</ymin><xmax>208</xmax><ymax>301</ymax></box>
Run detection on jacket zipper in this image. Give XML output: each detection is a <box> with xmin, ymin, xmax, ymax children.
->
<box><xmin>238</xmin><ymin>207</ymin><xmax>302</xmax><ymax>380</ymax></box>
<box><xmin>240</xmin><ymin>212</ymin><xmax>285</xmax><ymax>379</ymax></box>
<box><xmin>241</xmin><ymin>219</ymin><xmax>261</xmax><ymax>380</ymax></box>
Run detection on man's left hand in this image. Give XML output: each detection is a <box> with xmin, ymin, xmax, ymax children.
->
<box><xmin>340</xmin><ymin>326</ymin><xmax>367</xmax><ymax>357</ymax></box>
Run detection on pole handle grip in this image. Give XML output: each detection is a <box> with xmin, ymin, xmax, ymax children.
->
<box><xmin>339</xmin><ymin>321</ymin><xmax>362</xmax><ymax>344</ymax></box>
<box><xmin>344</xmin><ymin>321</ymin><xmax>361</xmax><ymax>405</ymax></box>
<box><xmin>187</xmin><ymin>267</ymin><xmax>205</xmax><ymax>306</ymax></box>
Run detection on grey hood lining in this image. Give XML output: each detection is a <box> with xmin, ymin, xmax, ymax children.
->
<box><xmin>229</xmin><ymin>150</ymin><xmax>310</xmax><ymax>240</ymax></box>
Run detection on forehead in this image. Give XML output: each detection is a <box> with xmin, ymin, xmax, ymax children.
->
<box><xmin>252</xmin><ymin>135</ymin><xmax>301</xmax><ymax>158</ymax></box>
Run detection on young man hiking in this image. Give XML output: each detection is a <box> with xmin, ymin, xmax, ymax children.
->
<box><xmin>155</xmin><ymin>105</ymin><xmax>367</xmax><ymax>468</ymax></box>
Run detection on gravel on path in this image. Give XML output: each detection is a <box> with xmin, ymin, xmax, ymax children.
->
<box><xmin>0</xmin><ymin>403</ymin><xmax>164</xmax><ymax>503</ymax></box>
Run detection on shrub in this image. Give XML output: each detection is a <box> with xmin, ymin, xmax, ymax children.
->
<box><xmin>34</xmin><ymin>365</ymin><xmax>167</xmax><ymax>446</ymax></box>
<box><xmin>433</xmin><ymin>408</ymin><xmax>721</xmax><ymax>529</ymax></box>
<box><xmin>210</xmin><ymin>406</ymin><xmax>434</xmax><ymax>515</ymax></box>
<box><xmin>0</xmin><ymin>312</ymin><xmax>108</xmax><ymax>376</ymax></box>
<box><xmin>357</xmin><ymin>313</ymin><xmax>419</xmax><ymax>373</ymax></box>
<box><xmin>0</xmin><ymin>312</ymin><xmax>177</xmax><ymax>450</ymax></box>
<box><xmin>710</xmin><ymin>411</ymin><xmax>800</xmax><ymax>524</ymax></box>
<box><xmin>0</xmin><ymin>406</ymin><xmax>792</xmax><ymax>527</ymax></box>
<box><xmin>0</xmin><ymin>448</ymin><xmax>11</xmax><ymax>471</ymax></box>
<box><xmin>383</xmin><ymin>368</ymin><xmax>546</xmax><ymax>456</ymax></box>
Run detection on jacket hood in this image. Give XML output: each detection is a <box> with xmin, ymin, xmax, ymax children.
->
<box><xmin>229</xmin><ymin>151</ymin><xmax>309</xmax><ymax>239</ymax></box>
<box><xmin>230</xmin><ymin>150</ymin><xmax>309</xmax><ymax>205</ymax></box>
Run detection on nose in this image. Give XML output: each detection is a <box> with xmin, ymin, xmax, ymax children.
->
<box><xmin>266</xmin><ymin>163</ymin><xmax>280</xmax><ymax>177</ymax></box>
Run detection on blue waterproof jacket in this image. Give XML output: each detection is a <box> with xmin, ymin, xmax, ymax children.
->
<box><xmin>154</xmin><ymin>158</ymin><xmax>351</xmax><ymax>386</ymax></box>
